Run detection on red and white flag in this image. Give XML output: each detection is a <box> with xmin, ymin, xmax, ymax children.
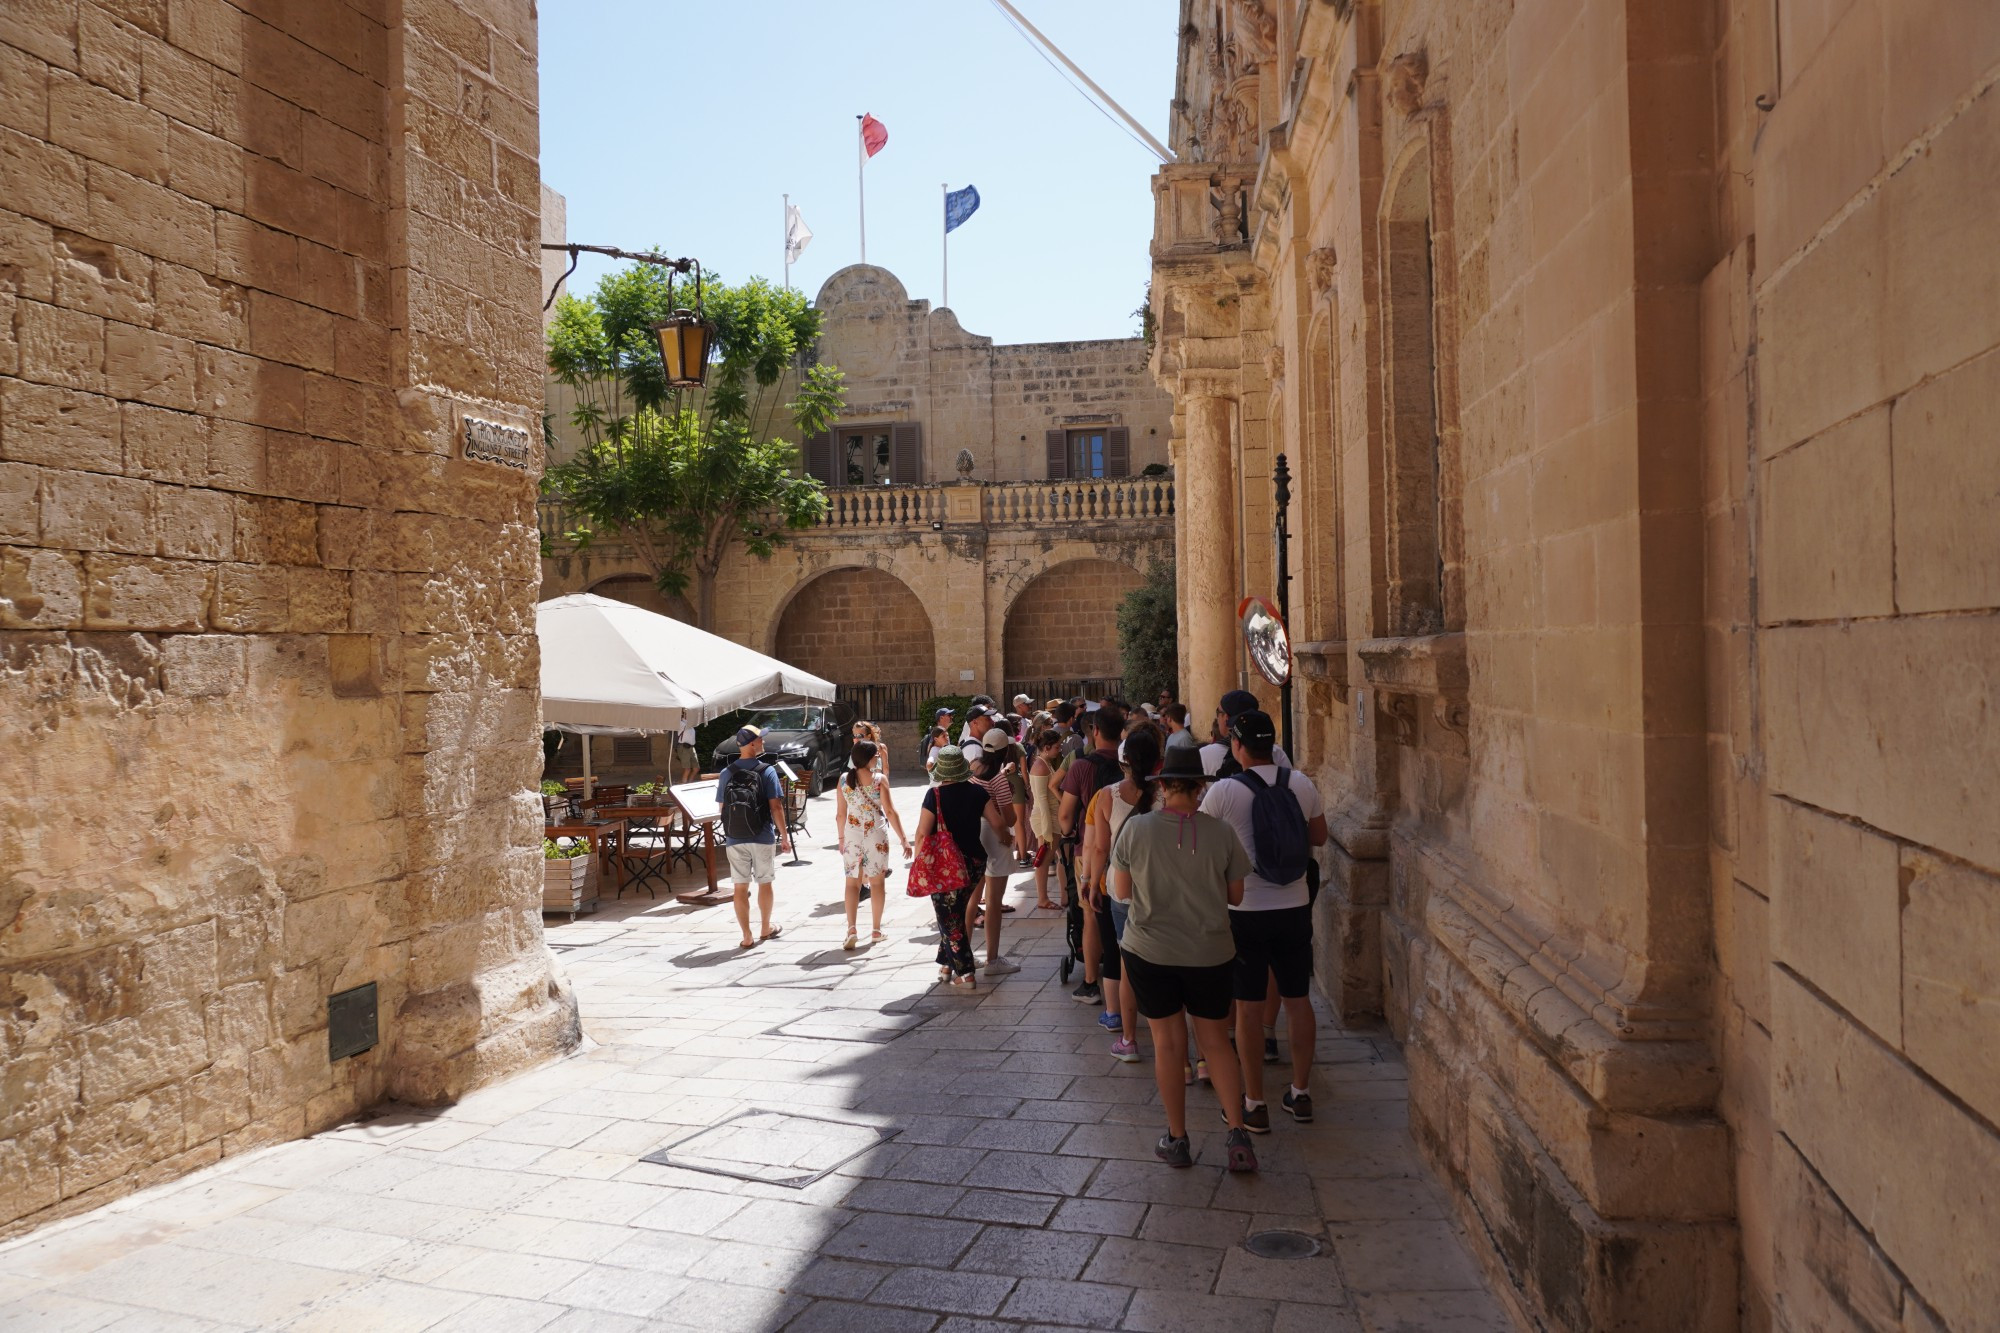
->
<box><xmin>860</xmin><ymin>113</ymin><xmax>888</xmax><ymax>157</ymax></box>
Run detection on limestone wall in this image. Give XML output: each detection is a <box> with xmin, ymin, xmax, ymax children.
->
<box><xmin>1154</xmin><ymin>0</ymin><xmax>2000</xmax><ymax>1329</ymax></box>
<box><xmin>0</xmin><ymin>0</ymin><xmax>575</xmax><ymax>1237</ymax></box>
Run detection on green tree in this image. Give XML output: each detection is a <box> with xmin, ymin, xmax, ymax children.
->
<box><xmin>1116</xmin><ymin>560</ymin><xmax>1178</xmax><ymax>701</ymax></box>
<box><xmin>544</xmin><ymin>264</ymin><xmax>842</xmax><ymax>628</ymax></box>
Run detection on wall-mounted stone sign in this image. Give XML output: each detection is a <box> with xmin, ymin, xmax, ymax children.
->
<box><xmin>464</xmin><ymin>417</ymin><xmax>534</xmax><ymax>470</ymax></box>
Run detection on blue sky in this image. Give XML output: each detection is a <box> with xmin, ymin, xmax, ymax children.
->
<box><xmin>538</xmin><ymin>1</ymin><xmax>1175</xmax><ymax>346</ymax></box>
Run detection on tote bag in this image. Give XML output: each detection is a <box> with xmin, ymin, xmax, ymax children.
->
<box><xmin>907</xmin><ymin>827</ymin><xmax>968</xmax><ymax>897</ymax></box>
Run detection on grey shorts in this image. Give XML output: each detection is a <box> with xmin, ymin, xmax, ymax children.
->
<box><xmin>725</xmin><ymin>842</ymin><xmax>776</xmax><ymax>885</ymax></box>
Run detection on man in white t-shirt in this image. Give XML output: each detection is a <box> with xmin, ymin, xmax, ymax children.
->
<box><xmin>1199</xmin><ymin>689</ymin><xmax>1291</xmax><ymax>776</ymax></box>
<box><xmin>958</xmin><ymin>703</ymin><xmax>998</xmax><ymax>763</ymax></box>
<box><xmin>1198</xmin><ymin>708</ymin><xmax>1327</xmax><ymax>1132</ymax></box>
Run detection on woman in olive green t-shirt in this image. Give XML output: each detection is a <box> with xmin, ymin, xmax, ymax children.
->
<box><xmin>1108</xmin><ymin>753</ymin><xmax>1258</xmax><ymax>1172</ymax></box>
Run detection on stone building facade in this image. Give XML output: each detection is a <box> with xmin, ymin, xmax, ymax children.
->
<box><xmin>539</xmin><ymin>265</ymin><xmax>1177</xmax><ymax>773</ymax></box>
<box><xmin>1153</xmin><ymin>1</ymin><xmax>2000</xmax><ymax>1330</ymax></box>
<box><xmin>0</xmin><ymin>0</ymin><xmax>575</xmax><ymax>1236</ymax></box>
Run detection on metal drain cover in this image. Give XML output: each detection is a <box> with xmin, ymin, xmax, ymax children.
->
<box><xmin>1245</xmin><ymin>1229</ymin><xmax>1323</xmax><ymax>1260</ymax></box>
<box><xmin>641</xmin><ymin>1108</ymin><xmax>895</xmax><ymax>1188</ymax></box>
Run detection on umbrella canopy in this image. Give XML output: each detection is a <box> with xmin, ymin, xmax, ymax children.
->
<box><xmin>537</xmin><ymin>592</ymin><xmax>836</xmax><ymax>735</ymax></box>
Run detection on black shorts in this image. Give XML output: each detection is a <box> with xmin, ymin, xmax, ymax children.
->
<box><xmin>1122</xmin><ymin>949</ymin><xmax>1234</xmax><ymax>1022</ymax></box>
<box><xmin>1094</xmin><ymin>902</ymin><xmax>1121</xmax><ymax>981</ymax></box>
<box><xmin>1229</xmin><ymin>904</ymin><xmax>1314</xmax><ymax>1000</ymax></box>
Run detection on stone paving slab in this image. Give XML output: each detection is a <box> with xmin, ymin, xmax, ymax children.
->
<box><xmin>0</xmin><ymin>780</ymin><xmax>1513</xmax><ymax>1332</ymax></box>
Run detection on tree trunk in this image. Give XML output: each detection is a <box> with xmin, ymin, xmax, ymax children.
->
<box><xmin>694</xmin><ymin>567</ymin><xmax>716</xmax><ymax>631</ymax></box>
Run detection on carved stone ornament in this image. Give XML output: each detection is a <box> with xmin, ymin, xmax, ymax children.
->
<box><xmin>1386</xmin><ymin>50</ymin><xmax>1430</xmax><ymax>118</ymax></box>
<box><xmin>462</xmin><ymin>417</ymin><xmax>533</xmax><ymax>470</ymax></box>
<box><xmin>1307</xmin><ymin>246</ymin><xmax>1337</xmax><ymax>299</ymax></box>
<box><xmin>954</xmin><ymin>448</ymin><xmax>976</xmax><ymax>481</ymax></box>
<box><xmin>1265</xmin><ymin>344</ymin><xmax>1286</xmax><ymax>386</ymax></box>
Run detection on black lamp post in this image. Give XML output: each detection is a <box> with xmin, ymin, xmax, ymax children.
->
<box><xmin>1273</xmin><ymin>452</ymin><xmax>1294</xmax><ymax>757</ymax></box>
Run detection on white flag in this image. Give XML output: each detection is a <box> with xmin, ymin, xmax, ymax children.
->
<box><xmin>785</xmin><ymin>203</ymin><xmax>813</xmax><ymax>264</ymax></box>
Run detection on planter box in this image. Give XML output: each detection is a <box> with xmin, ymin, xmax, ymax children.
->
<box><xmin>542</xmin><ymin>856</ymin><xmax>596</xmax><ymax>920</ymax></box>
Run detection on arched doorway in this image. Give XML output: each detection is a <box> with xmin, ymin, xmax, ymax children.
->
<box><xmin>1002</xmin><ymin>559</ymin><xmax>1144</xmax><ymax>701</ymax></box>
<box><xmin>773</xmin><ymin>568</ymin><xmax>936</xmax><ymax>738</ymax></box>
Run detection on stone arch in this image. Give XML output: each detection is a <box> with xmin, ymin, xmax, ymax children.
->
<box><xmin>588</xmin><ymin>573</ymin><xmax>694</xmax><ymax>623</ymax></box>
<box><xmin>1002</xmin><ymin>559</ymin><xmax>1145</xmax><ymax>691</ymax></box>
<box><xmin>772</xmin><ymin>566</ymin><xmax>936</xmax><ymax>688</ymax></box>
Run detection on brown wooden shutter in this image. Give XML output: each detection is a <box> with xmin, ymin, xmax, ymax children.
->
<box><xmin>890</xmin><ymin>422</ymin><xmax>923</xmax><ymax>484</ymax></box>
<box><xmin>803</xmin><ymin>431</ymin><xmax>834</xmax><ymax>485</ymax></box>
<box><xmin>1104</xmin><ymin>426</ymin><xmax>1131</xmax><ymax>477</ymax></box>
<box><xmin>1045</xmin><ymin>430</ymin><xmax>1069</xmax><ymax>479</ymax></box>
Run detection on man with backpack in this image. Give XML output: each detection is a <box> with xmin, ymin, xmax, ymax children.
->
<box><xmin>1201</xmin><ymin>688</ymin><xmax>1292</xmax><ymax>778</ymax></box>
<box><xmin>1199</xmin><ymin>709</ymin><xmax>1327</xmax><ymax>1130</ymax></box>
<box><xmin>716</xmin><ymin>725</ymin><xmax>791</xmax><ymax>949</ymax></box>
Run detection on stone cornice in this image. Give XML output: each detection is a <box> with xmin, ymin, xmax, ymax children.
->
<box><xmin>1178</xmin><ymin>367</ymin><xmax>1241</xmax><ymax>400</ymax></box>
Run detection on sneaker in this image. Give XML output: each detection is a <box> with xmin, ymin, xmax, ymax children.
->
<box><xmin>1184</xmin><ymin>1062</ymin><xmax>1196</xmax><ymax>1086</ymax></box>
<box><xmin>1263</xmin><ymin>1036</ymin><xmax>1281</xmax><ymax>1064</ymax></box>
<box><xmin>1096</xmin><ymin>1010</ymin><xmax>1123</xmax><ymax>1031</ymax></box>
<box><xmin>1225</xmin><ymin>1127</ymin><xmax>1258</xmax><ymax>1172</ymax></box>
<box><xmin>983</xmin><ymin>957</ymin><xmax>1021</xmax><ymax>976</ymax></box>
<box><xmin>1226</xmin><ymin>1102</ymin><xmax>1271</xmax><ymax>1134</ymax></box>
<box><xmin>1071</xmin><ymin>980</ymin><xmax>1102</xmax><ymax>1003</ymax></box>
<box><xmin>1110</xmin><ymin>1038</ymin><xmax>1140</xmax><ymax>1063</ymax></box>
<box><xmin>1194</xmin><ymin>1059</ymin><xmax>1210</xmax><ymax>1084</ymax></box>
<box><xmin>1155</xmin><ymin>1133</ymin><xmax>1193</xmax><ymax>1168</ymax></box>
<box><xmin>1282</xmin><ymin>1088</ymin><xmax>1314</xmax><ymax>1123</ymax></box>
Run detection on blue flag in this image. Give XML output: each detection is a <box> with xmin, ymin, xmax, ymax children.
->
<box><xmin>944</xmin><ymin>185</ymin><xmax>981</xmax><ymax>233</ymax></box>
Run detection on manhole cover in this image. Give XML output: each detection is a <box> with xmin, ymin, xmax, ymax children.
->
<box><xmin>641</xmin><ymin>1108</ymin><xmax>894</xmax><ymax>1188</ymax></box>
<box><xmin>1245</xmin><ymin>1229</ymin><xmax>1323</xmax><ymax>1260</ymax></box>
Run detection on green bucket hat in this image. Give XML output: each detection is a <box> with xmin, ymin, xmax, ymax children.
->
<box><xmin>932</xmin><ymin>747</ymin><xmax>971</xmax><ymax>784</ymax></box>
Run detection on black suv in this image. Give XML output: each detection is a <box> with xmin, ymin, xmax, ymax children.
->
<box><xmin>709</xmin><ymin>704</ymin><xmax>852</xmax><ymax>796</ymax></box>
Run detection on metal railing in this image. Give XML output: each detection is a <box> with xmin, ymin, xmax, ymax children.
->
<box><xmin>838</xmin><ymin>682</ymin><xmax>930</xmax><ymax>724</ymax></box>
<box><xmin>1005</xmin><ymin>678</ymin><xmax>1127</xmax><ymax>709</ymax></box>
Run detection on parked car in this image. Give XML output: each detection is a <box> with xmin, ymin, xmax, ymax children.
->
<box><xmin>709</xmin><ymin>704</ymin><xmax>853</xmax><ymax>796</ymax></box>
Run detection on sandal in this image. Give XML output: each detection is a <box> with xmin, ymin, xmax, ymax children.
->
<box><xmin>947</xmin><ymin>974</ymin><xmax>976</xmax><ymax>990</ymax></box>
<box><xmin>870</xmin><ymin>930</ymin><xmax>886</xmax><ymax>941</ymax></box>
<box><xmin>999</xmin><ymin>904</ymin><xmax>1016</xmax><ymax>914</ymax></box>
<box><xmin>759</xmin><ymin>927</ymin><xmax>782</xmax><ymax>941</ymax></box>
<box><xmin>842</xmin><ymin>932</ymin><xmax>858</xmax><ymax>951</ymax></box>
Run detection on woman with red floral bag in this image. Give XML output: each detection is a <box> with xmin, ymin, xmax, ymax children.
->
<box><xmin>910</xmin><ymin>748</ymin><xmax>1011</xmax><ymax>988</ymax></box>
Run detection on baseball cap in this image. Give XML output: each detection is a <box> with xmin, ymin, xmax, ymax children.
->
<box><xmin>1227</xmin><ymin>709</ymin><xmax>1276</xmax><ymax>744</ymax></box>
<box><xmin>1219</xmin><ymin>688</ymin><xmax>1260</xmax><ymax>718</ymax></box>
<box><xmin>735</xmin><ymin>725</ymin><xmax>763</xmax><ymax>745</ymax></box>
<box><xmin>965</xmin><ymin>703</ymin><xmax>995</xmax><ymax>721</ymax></box>
<box><xmin>934</xmin><ymin>706</ymin><xmax>955</xmax><ymax>719</ymax></box>
<box><xmin>980</xmin><ymin>727</ymin><xmax>1013</xmax><ymax>753</ymax></box>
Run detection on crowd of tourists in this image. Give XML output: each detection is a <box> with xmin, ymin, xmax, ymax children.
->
<box><xmin>710</xmin><ymin>687</ymin><xmax>1327</xmax><ymax>1174</ymax></box>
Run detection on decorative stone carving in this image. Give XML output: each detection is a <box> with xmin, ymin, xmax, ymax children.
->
<box><xmin>955</xmin><ymin>448</ymin><xmax>976</xmax><ymax>481</ymax></box>
<box><xmin>1386</xmin><ymin>50</ymin><xmax>1430</xmax><ymax>118</ymax></box>
<box><xmin>1265</xmin><ymin>344</ymin><xmax>1286</xmax><ymax>388</ymax></box>
<box><xmin>1308</xmin><ymin>246</ymin><xmax>1338</xmax><ymax>299</ymax></box>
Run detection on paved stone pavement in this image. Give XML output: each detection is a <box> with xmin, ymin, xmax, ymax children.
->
<box><xmin>0</xmin><ymin>781</ymin><xmax>1513</xmax><ymax>1332</ymax></box>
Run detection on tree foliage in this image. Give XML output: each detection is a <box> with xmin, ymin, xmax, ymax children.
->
<box><xmin>543</xmin><ymin>264</ymin><xmax>842</xmax><ymax>626</ymax></box>
<box><xmin>1116</xmin><ymin>560</ymin><xmax>1178</xmax><ymax>702</ymax></box>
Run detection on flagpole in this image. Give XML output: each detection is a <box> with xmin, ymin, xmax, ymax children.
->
<box><xmin>782</xmin><ymin>192</ymin><xmax>791</xmax><ymax>290</ymax></box>
<box><xmin>856</xmin><ymin>116</ymin><xmax>866</xmax><ymax>265</ymax></box>
<box><xmin>941</xmin><ymin>183</ymin><xmax>949</xmax><ymax>310</ymax></box>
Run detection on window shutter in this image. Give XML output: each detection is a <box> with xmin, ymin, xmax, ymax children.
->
<box><xmin>890</xmin><ymin>422</ymin><xmax>923</xmax><ymax>484</ymax></box>
<box><xmin>1045</xmin><ymin>430</ymin><xmax>1069</xmax><ymax>479</ymax></box>
<box><xmin>1105</xmin><ymin>427</ymin><xmax>1131</xmax><ymax>477</ymax></box>
<box><xmin>803</xmin><ymin>431</ymin><xmax>834</xmax><ymax>486</ymax></box>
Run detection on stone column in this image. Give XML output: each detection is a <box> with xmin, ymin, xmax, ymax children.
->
<box><xmin>1179</xmin><ymin>370</ymin><xmax>1240</xmax><ymax>714</ymax></box>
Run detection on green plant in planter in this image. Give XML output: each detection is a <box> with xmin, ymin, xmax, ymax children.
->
<box><xmin>632</xmin><ymin>780</ymin><xmax>663</xmax><ymax>796</ymax></box>
<box><xmin>544</xmin><ymin>838</ymin><xmax>585</xmax><ymax>859</ymax></box>
<box><xmin>540</xmin><ymin>780</ymin><xmax>569</xmax><ymax>798</ymax></box>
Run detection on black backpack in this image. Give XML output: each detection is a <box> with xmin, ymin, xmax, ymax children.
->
<box><xmin>1230</xmin><ymin>767</ymin><xmax>1310</xmax><ymax>885</ymax></box>
<box><xmin>1063</xmin><ymin>751</ymin><xmax>1122</xmax><ymax>845</ymax></box>
<box><xmin>720</xmin><ymin>762</ymin><xmax>770</xmax><ymax>840</ymax></box>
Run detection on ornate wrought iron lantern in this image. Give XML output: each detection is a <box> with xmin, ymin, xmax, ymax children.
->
<box><xmin>652</xmin><ymin>263</ymin><xmax>714</xmax><ymax>390</ymax></box>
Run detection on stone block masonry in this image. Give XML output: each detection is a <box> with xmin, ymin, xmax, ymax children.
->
<box><xmin>0</xmin><ymin>0</ymin><xmax>576</xmax><ymax>1237</ymax></box>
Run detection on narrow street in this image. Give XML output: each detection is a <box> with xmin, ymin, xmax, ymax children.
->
<box><xmin>1</xmin><ymin>782</ymin><xmax>1509</xmax><ymax>1333</ymax></box>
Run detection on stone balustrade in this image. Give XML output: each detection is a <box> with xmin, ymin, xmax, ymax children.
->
<box><xmin>538</xmin><ymin>475</ymin><xmax>1175</xmax><ymax>548</ymax></box>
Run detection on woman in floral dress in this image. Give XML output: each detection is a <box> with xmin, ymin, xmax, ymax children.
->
<box><xmin>837</xmin><ymin>740</ymin><xmax>908</xmax><ymax>949</ymax></box>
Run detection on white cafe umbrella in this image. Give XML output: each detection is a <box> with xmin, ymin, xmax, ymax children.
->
<box><xmin>538</xmin><ymin>592</ymin><xmax>837</xmax><ymax>794</ymax></box>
